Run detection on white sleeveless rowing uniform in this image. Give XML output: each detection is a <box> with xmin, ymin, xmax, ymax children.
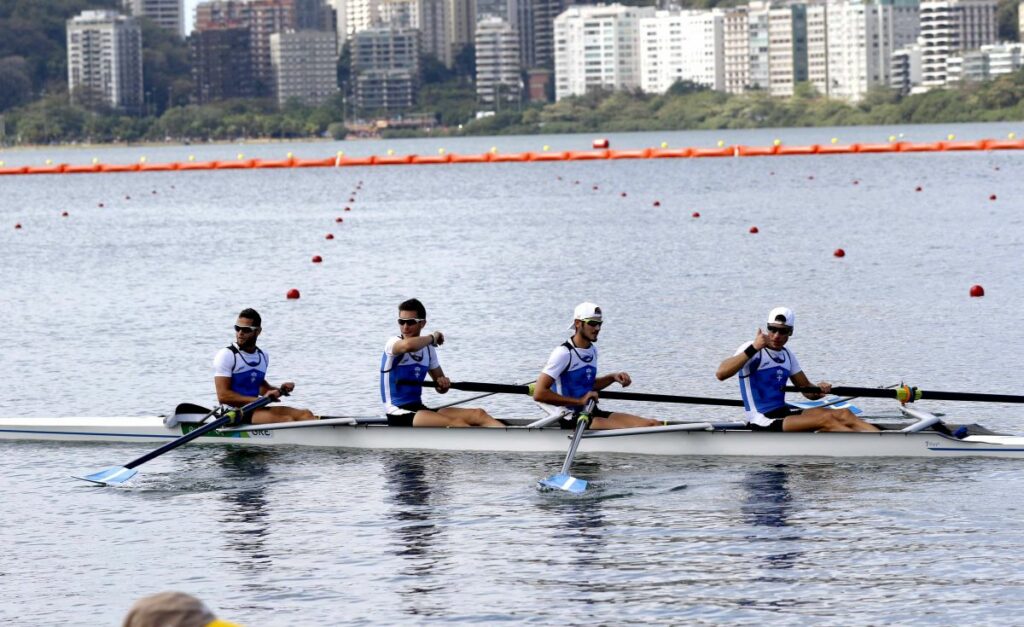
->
<box><xmin>541</xmin><ymin>339</ymin><xmax>597</xmax><ymax>411</ymax></box>
<box><xmin>213</xmin><ymin>344</ymin><xmax>268</xmax><ymax>399</ymax></box>
<box><xmin>735</xmin><ymin>342</ymin><xmax>802</xmax><ymax>426</ymax></box>
<box><xmin>380</xmin><ymin>336</ymin><xmax>439</xmax><ymax>414</ymax></box>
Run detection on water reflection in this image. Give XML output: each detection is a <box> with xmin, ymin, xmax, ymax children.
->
<box><xmin>218</xmin><ymin>448</ymin><xmax>274</xmax><ymax>573</ymax></box>
<box><xmin>384</xmin><ymin>451</ymin><xmax>448</xmax><ymax>618</ymax></box>
<box><xmin>741</xmin><ymin>465</ymin><xmax>802</xmax><ymax>572</ymax></box>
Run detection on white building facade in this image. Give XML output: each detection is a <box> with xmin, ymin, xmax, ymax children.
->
<box><xmin>475</xmin><ymin>16</ymin><xmax>521</xmax><ymax>105</ymax></box>
<box><xmin>639</xmin><ymin>9</ymin><xmax>725</xmax><ymax>94</ymax></box>
<box><xmin>554</xmin><ymin>4</ymin><xmax>653</xmax><ymax>100</ymax></box>
<box><xmin>270</xmin><ymin>30</ymin><xmax>340</xmax><ymax>106</ymax></box>
<box><xmin>918</xmin><ymin>0</ymin><xmax>997</xmax><ymax>90</ymax></box>
<box><xmin>122</xmin><ymin>0</ymin><xmax>183</xmax><ymax>37</ymax></box>
<box><xmin>67</xmin><ymin>10</ymin><xmax>144</xmax><ymax>114</ymax></box>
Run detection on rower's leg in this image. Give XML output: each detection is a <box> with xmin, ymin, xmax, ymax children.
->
<box><xmin>836</xmin><ymin>408</ymin><xmax>880</xmax><ymax>432</ymax></box>
<box><xmin>591</xmin><ymin>412</ymin><xmax>659</xmax><ymax>430</ymax></box>
<box><xmin>782</xmin><ymin>409</ymin><xmax>853</xmax><ymax>432</ymax></box>
<box><xmin>437</xmin><ymin>406</ymin><xmax>505</xmax><ymax>427</ymax></box>
<box><xmin>250</xmin><ymin>406</ymin><xmax>316</xmax><ymax>424</ymax></box>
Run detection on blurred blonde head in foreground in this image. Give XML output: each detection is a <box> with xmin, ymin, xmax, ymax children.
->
<box><xmin>123</xmin><ymin>591</ymin><xmax>240</xmax><ymax>627</ymax></box>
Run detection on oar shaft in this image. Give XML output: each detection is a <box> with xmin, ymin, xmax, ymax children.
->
<box><xmin>784</xmin><ymin>385</ymin><xmax>1024</xmax><ymax>404</ymax></box>
<box><xmin>559</xmin><ymin>400</ymin><xmax>595</xmax><ymax>475</ymax></box>
<box><xmin>125</xmin><ymin>396</ymin><xmax>273</xmax><ymax>470</ymax></box>
<box><xmin>407</xmin><ymin>380</ymin><xmax>745</xmax><ymax>407</ymax></box>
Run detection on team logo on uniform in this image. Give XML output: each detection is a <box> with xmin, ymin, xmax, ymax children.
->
<box><xmin>775</xmin><ymin>368</ymin><xmax>784</xmax><ymax>384</ymax></box>
<box><xmin>579</xmin><ymin>354</ymin><xmax>594</xmax><ymax>363</ymax></box>
<box><xmin>409</xmin><ymin>353</ymin><xmax>424</xmax><ymax>362</ymax></box>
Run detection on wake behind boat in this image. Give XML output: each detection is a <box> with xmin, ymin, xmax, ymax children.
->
<box><xmin>3</xmin><ymin>406</ymin><xmax>1024</xmax><ymax>458</ymax></box>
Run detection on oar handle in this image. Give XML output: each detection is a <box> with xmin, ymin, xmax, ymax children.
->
<box><xmin>784</xmin><ymin>385</ymin><xmax>1024</xmax><ymax>404</ymax></box>
<box><xmin>403</xmin><ymin>380</ymin><xmax>745</xmax><ymax>407</ymax></box>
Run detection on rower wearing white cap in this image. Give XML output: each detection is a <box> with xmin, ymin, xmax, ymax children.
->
<box><xmin>533</xmin><ymin>302</ymin><xmax>659</xmax><ymax>430</ymax></box>
<box><xmin>716</xmin><ymin>307</ymin><xmax>879</xmax><ymax>432</ymax></box>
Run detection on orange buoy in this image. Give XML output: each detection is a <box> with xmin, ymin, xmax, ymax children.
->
<box><xmin>286</xmin><ymin>288</ymin><xmax>301</xmax><ymax>299</ymax></box>
<box><xmin>62</xmin><ymin>211</ymin><xmax>69</xmax><ymax>217</ymax></box>
<box><xmin>312</xmin><ymin>255</ymin><xmax>323</xmax><ymax>263</ymax></box>
<box><xmin>344</xmin><ymin>206</ymin><xmax>351</xmax><ymax>211</ymax></box>
<box><xmin>653</xmin><ymin>201</ymin><xmax>661</xmax><ymax>207</ymax></box>
<box><xmin>335</xmin><ymin>217</ymin><xmax>344</xmax><ymax>223</ymax></box>
<box><xmin>593</xmin><ymin>138</ymin><xmax>610</xmax><ymax>149</ymax></box>
<box><xmin>915</xmin><ymin>186</ymin><xmax>922</xmax><ymax>192</ymax></box>
<box><xmin>98</xmin><ymin>203</ymin><xmax>104</xmax><ymax>207</ymax></box>
<box><xmin>989</xmin><ymin>194</ymin><xmax>997</xmax><ymax>200</ymax></box>
<box><xmin>970</xmin><ymin>284</ymin><xmax>985</xmax><ymax>297</ymax></box>
<box><xmin>692</xmin><ymin>212</ymin><xmax>700</xmax><ymax>218</ymax></box>
<box><xmin>125</xmin><ymin>195</ymin><xmax>131</xmax><ymax>200</ymax></box>
<box><xmin>749</xmin><ymin>226</ymin><xmax>759</xmax><ymax>234</ymax></box>
<box><xmin>808</xmin><ymin>175</ymin><xmax>814</xmax><ymax>180</ymax></box>
<box><xmin>348</xmin><ymin>197</ymin><xmax>354</xmax><ymax>202</ymax></box>
<box><xmin>592</xmin><ymin>185</ymin><xmax>599</xmax><ymax>191</ymax></box>
<box><xmin>325</xmin><ymin>233</ymin><xmax>335</xmax><ymax>240</ymax></box>
<box><xmin>620</xmin><ymin>192</ymin><xmax>627</xmax><ymax>197</ymax></box>
<box><xmin>834</xmin><ymin>248</ymin><xmax>846</xmax><ymax>258</ymax></box>
<box><xmin>852</xmin><ymin>180</ymin><xmax>859</xmax><ymax>185</ymax></box>
<box><xmin>14</xmin><ymin>223</ymin><xmax>22</xmax><ymax>229</ymax></box>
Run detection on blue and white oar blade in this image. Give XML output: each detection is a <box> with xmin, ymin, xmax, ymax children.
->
<box><xmin>73</xmin><ymin>465</ymin><xmax>138</xmax><ymax>486</ymax></box>
<box><xmin>538</xmin><ymin>473</ymin><xmax>588</xmax><ymax>493</ymax></box>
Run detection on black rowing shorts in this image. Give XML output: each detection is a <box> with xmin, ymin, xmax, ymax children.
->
<box><xmin>386</xmin><ymin>401</ymin><xmax>435</xmax><ymax>427</ymax></box>
<box><xmin>559</xmin><ymin>405</ymin><xmax>613</xmax><ymax>430</ymax></box>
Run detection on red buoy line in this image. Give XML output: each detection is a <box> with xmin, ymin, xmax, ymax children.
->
<box><xmin>3</xmin><ymin>138</ymin><xmax>1024</xmax><ymax>177</ymax></box>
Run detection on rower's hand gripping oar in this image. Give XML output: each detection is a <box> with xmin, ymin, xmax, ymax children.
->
<box><xmin>784</xmin><ymin>384</ymin><xmax>1024</xmax><ymax>405</ymax></box>
<box><xmin>74</xmin><ymin>396</ymin><xmax>274</xmax><ymax>486</ymax></box>
<box><xmin>538</xmin><ymin>399</ymin><xmax>596</xmax><ymax>494</ymax></box>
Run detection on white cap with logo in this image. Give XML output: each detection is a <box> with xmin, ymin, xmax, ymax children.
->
<box><xmin>767</xmin><ymin>306</ymin><xmax>795</xmax><ymax>327</ymax></box>
<box><xmin>569</xmin><ymin>302</ymin><xmax>602</xmax><ymax>332</ymax></box>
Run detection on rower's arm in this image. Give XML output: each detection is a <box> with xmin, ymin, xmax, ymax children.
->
<box><xmin>716</xmin><ymin>353</ymin><xmax>749</xmax><ymax>381</ymax></box>
<box><xmin>392</xmin><ymin>331</ymin><xmax>441</xmax><ymax>354</ymax></box>
<box><xmin>533</xmin><ymin>373</ymin><xmax>594</xmax><ymax>406</ymax></box>
<box><xmin>428</xmin><ymin>367</ymin><xmax>450</xmax><ymax>393</ymax></box>
<box><xmin>215</xmin><ymin>376</ymin><xmax>278</xmax><ymax>406</ymax></box>
<box><xmin>790</xmin><ymin>371</ymin><xmax>825</xmax><ymax>400</ymax></box>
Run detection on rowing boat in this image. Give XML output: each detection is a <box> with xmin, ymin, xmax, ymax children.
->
<box><xmin>2</xmin><ymin>408</ymin><xmax>1024</xmax><ymax>458</ymax></box>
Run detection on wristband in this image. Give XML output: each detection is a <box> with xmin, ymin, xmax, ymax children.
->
<box><xmin>744</xmin><ymin>345</ymin><xmax>757</xmax><ymax>358</ymax></box>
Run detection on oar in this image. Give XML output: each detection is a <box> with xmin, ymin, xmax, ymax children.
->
<box><xmin>74</xmin><ymin>396</ymin><xmax>274</xmax><ymax>486</ymax></box>
<box><xmin>405</xmin><ymin>380</ymin><xmax>745</xmax><ymax>407</ymax></box>
<box><xmin>784</xmin><ymin>385</ymin><xmax>1024</xmax><ymax>404</ymax></box>
<box><xmin>432</xmin><ymin>380</ymin><xmax>536</xmax><ymax>410</ymax></box>
<box><xmin>538</xmin><ymin>399</ymin><xmax>595</xmax><ymax>494</ymax></box>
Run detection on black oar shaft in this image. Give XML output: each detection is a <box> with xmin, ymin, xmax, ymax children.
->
<box><xmin>784</xmin><ymin>385</ymin><xmax>1024</xmax><ymax>404</ymax></box>
<box><xmin>405</xmin><ymin>380</ymin><xmax>745</xmax><ymax>407</ymax></box>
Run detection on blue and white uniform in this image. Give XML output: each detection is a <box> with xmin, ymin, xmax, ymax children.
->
<box><xmin>735</xmin><ymin>342</ymin><xmax>802</xmax><ymax>426</ymax></box>
<box><xmin>213</xmin><ymin>344</ymin><xmax>268</xmax><ymax>401</ymax></box>
<box><xmin>380</xmin><ymin>336</ymin><xmax>439</xmax><ymax>415</ymax></box>
<box><xmin>541</xmin><ymin>339</ymin><xmax>598</xmax><ymax>412</ymax></box>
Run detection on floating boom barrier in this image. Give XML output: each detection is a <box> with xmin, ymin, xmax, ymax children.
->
<box><xmin>2</xmin><ymin>138</ymin><xmax>1023</xmax><ymax>176</ymax></box>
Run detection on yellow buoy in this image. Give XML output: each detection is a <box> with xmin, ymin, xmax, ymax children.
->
<box><xmin>336</xmin><ymin>150</ymin><xmax>344</xmax><ymax>157</ymax></box>
<box><xmin>660</xmin><ymin>141</ymin><xmax>668</xmax><ymax>148</ymax></box>
<box><xmin>287</xmin><ymin>152</ymin><xmax>294</xmax><ymax>159</ymax></box>
<box><xmin>490</xmin><ymin>146</ymin><xmax>497</xmax><ymax>153</ymax></box>
<box><xmin>237</xmin><ymin>153</ymin><xmax>244</xmax><ymax>160</ymax></box>
<box><xmin>888</xmin><ymin>135</ymin><xmax>896</xmax><ymax>142</ymax></box>
<box><xmin>772</xmin><ymin>139</ymin><xmax>781</xmax><ymax>147</ymax></box>
<box><xmin>1009</xmin><ymin>132</ymin><xmax>1017</xmax><ymax>140</ymax></box>
<box><xmin>45</xmin><ymin>159</ymin><xmax>52</xmax><ymax>165</ymax></box>
<box><xmin>716</xmin><ymin>140</ymin><xmax>724</xmax><ymax>147</ymax></box>
<box><xmin>438</xmin><ymin>148</ymin><xmax>445</xmax><ymax>155</ymax></box>
<box><xmin>92</xmin><ymin>157</ymin><xmax>99</xmax><ymax>164</ymax></box>
<box><xmin>0</xmin><ymin>161</ymin><xmax>4</xmax><ymax>167</ymax></box>
<box><xmin>831</xmin><ymin>138</ymin><xmax>838</xmax><ymax>144</ymax></box>
<box><xmin>139</xmin><ymin>156</ymin><xmax>147</xmax><ymax>163</ymax></box>
<box><xmin>947</xmin><ymin>134</ymin><xmax>956</xmax><ymax>141</ymax></box>
<box><xmin>387</xmin><ymin>148</ymin><xmax>394</xmax><ymax>155</ymax></box>
<box><xmin>542</xmin><ymin>145</ymin><xmax>549</xmax><ymax>151</ymax></box>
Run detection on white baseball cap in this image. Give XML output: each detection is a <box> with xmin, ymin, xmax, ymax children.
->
<box><xmin>569</xmin><ymin>302</ymin><xmax>602</xmax><ymax>331</ymax></box>
<box><xmin>767</xmin><ymin>306</ymin><xmax>795</xmax><ymax>327</ymax></box>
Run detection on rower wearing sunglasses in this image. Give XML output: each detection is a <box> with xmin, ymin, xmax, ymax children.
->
<box><xmin>716</xmin><ymin>307</ymin><xmax>878</xmax><ymax>432</ymax></box>
<box><xmin>380</xmin><ymin>298</ymin><xmax>505</xmax><ymax>427</ymax></box>
<box><xmin>212</xmin><ymin>308</ymin><xmax>317</xmax><ymax>424</ymax></box>
<box><xmin>533</xmin><ymin>302</ymin><xmax>659</xmax><ymax>430</ymax></box>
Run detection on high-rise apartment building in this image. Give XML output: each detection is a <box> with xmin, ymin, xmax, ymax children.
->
<box><xmin>747</xmin><ymin>1</ymin><xmax>771</xmax><ymax>90</ymax></box>
<box><xmin>191</xmin><ymin>26</ymin><xmax>255</xmax><ymax>102</ymax></box>
<box><xmin>122</xmin><ymin>0</ymin><xmax>184</xmax><ymax>37</ymax></box>
<box><xmin>475</xmin><ymin>16</ymin><xmax>521</xmax><ymax>105</ymax></box>
<box><xmin>67</xmin><ymin>10</ymin><xmax>144</xmax><ymax>114</ymax></box>
<box><xmin>723</xmin><ymin>7</ymin><xmax>750</xmax><ymax>94</ymax></box>
<box><xmin>518</xmin><ymin>0</ymin><xmax>570</xmax><ymax>70</ymax></box>
<box><xmin>947</xmin><ymin>42</ymin><xmax>1024</xmax><ymax>82</ymax></box>
<box><xmin>352</xmin><ymin>26</ymin><xmax>420</xmax><ymax>111</ymax></box>
<box><xmin>918</xmin><ymin>0</ymin><xmax>997</xmax><ymax>90</ymax></box>
<box><xmin>554</xmin><ymin>4</ymin><xmax>653</xmax><ymax>100</ymax></box>
<box><xmin>271</xmin><ymin>30</ymin><xmax>340</xmax><ymax>105</ymax></box>
<box><xmin>767</xmin><ymin>3</ymin><xmax>808</xmax><ymax>97</ymax></box>
<box><xmin>806</xmin><ymin>3</ymin><xmax>828</xmax><ymax>93</ymax></box>
<box><xmin>891</xmin><ymin>42</ymin><xmax>922</xmax><ymax>93</ymax></box>
<box><xmin>639</xmin><ymin>9</ymin><xmax>725</xmax><ymax>94</ymax></box>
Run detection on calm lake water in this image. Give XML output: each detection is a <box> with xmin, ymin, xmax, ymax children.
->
<box><xmin>2</xmin><ymin>123</ymin><xmax>1024</xmax><ymax>625</ymax></box>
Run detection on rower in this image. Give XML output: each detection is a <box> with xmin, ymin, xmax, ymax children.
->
<box><xmin>212</xmin><ymin>308</ymin><xmax>316</xmax><ymax>424</ymax></box>
<box><xmin>380</xmin><ymin>298</ymin><xmax>504</xmax><ymax>427</ymax></box>
<box><xmin>533</xmin><ymin>302</ymin><xmax>659</xmax><ymax>430</ymax></box>
<box><xmin>716</xmin><ymin>307</ymin><xmax>879</xmax><ymax>433</ymax></box>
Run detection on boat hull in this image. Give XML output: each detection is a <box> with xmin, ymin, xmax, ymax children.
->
<box><xmin>2</xmin><ymin>416</ymin><xmax>1024</xmax><ymax>458</ymax></box>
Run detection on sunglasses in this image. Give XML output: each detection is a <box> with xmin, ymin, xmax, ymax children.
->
<box><xmin>766</xmin><ymin>325</ymin><xmax>792</xmax><ymax>336</ymax></box>
<box><xmin>582</xmin><ymin>319</ymin><xmax>603</xmax><ymax>328</ymax></box>
<box><xmin>398</xmin><ymin>318</ymin><xmax>425</xmax><ymax>326</ymax></box>
<box><xmin>234</xmin><ymin>325</ymin><xmax>260</xmax><ymax>334</ymax></box>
